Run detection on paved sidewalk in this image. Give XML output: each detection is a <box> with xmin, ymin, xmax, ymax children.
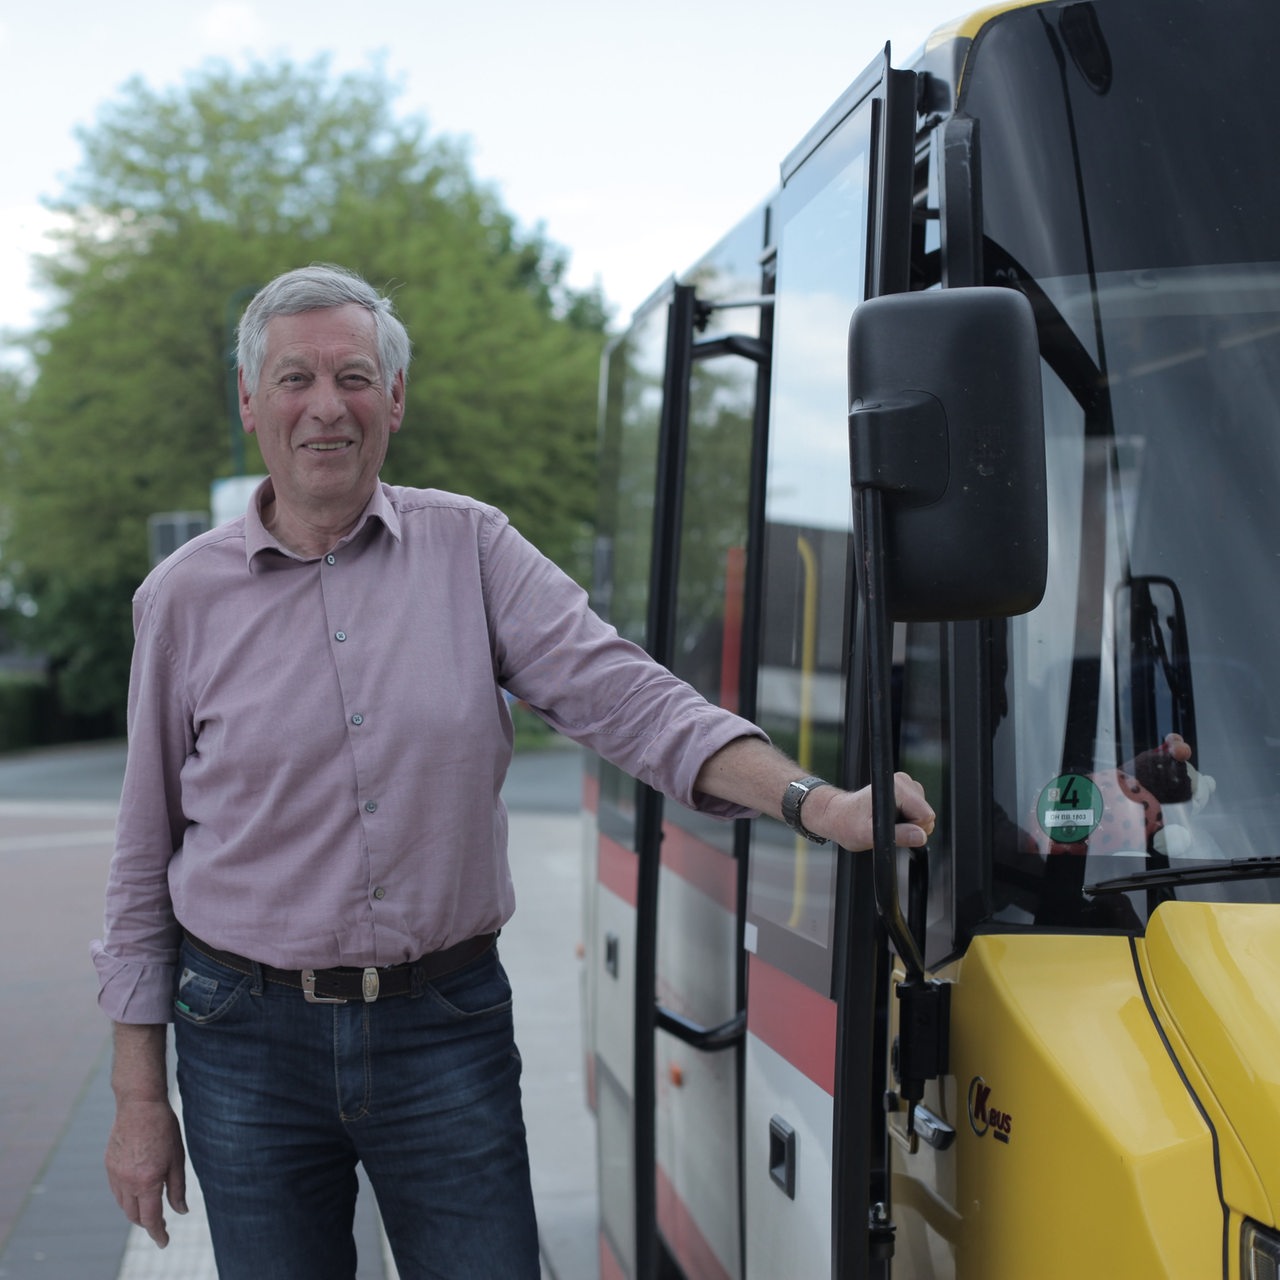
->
<box><xmin>0</xmin><ymin>744</ymin><xmax>598</xmax><ymax>1279</ymax></box>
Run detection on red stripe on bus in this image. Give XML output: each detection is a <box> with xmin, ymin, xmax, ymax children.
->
<box><xmin>747</xmin><ymin>953</ymin><xmax>837</xmax><ymax>1095</ymax></box>
<box><xmin>720</xmin><ymin>545</ymin><xmax>745</xmax><ymax>715</ymax></box>
<box><xmin>660</xmin><ymin>821</ymin><xmax>738</xmax><ymax>913</ymax></box>
<box><xmin>657</xmin><ymin>1162</ymin><xmax>732</xmax><ymax>1280</ymax></box>
<box><xmin>600</xmin><ymin>1233</ymin><xmax>627</xmax><ymax>1280</ymax></box>
<box><xmin>598</xmin><ymin>832</ymin><xmax>638</xmax><ymax>907</ymax></box>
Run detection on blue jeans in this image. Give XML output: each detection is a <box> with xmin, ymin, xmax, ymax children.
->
<box><xmin>172</xmin><ymin>937</ymin><xmax>540</xmax><ymax>1280</ymax></box>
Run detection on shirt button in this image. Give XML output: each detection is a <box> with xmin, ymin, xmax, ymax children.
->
<box><xmin>351</xmin><ymin>713</ymin><xmax>364</xmax><ymax>726</ymax></box>
<box><xmin>335</xmin><ymin>631</ymin><xmax>347</xmax><ymax>642</ymax></box>
<box><xmin>326</xmin><ymin>554</ymin><xmax>336</xmax><ymax>565</ymax></box>
<box><xmin>373</xmin><ymin>887</ymin><xmax>387</xmax><ymax>900</ymax></box>
<box><xmin>364</xmin><ymin>800</ymin><xmax>378</xmax><ymax>813</ymax></box>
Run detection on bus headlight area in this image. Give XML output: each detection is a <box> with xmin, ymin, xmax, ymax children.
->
<box><xmin>1243</xmin><ymin>1219</ymin><xmax>1280</xmax><ymax>1280</ymax></box>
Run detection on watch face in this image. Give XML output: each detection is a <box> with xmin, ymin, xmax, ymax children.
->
<box><xmin>783</xmin><ymin>777</ymin><xmax>829</xmax><ymax>844</ymax></box>
<box><xmin>783</xmin><ymin>779</ymin><xmax>814</xmax><ymax>827</ymax></box>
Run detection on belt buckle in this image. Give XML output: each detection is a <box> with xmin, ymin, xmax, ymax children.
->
<box><xmin>301</xmin><ymin>967</ymin><xmax>381</xmax><ymax>1003</ymax></box>
<box><xmin>302</xmin><ymin>970</ymin><xmax>347</xmax><ymax>1004</ymax></box>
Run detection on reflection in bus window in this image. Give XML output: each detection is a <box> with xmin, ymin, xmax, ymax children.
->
<box><xmin>968</xmin><ymin>0</ymin><xmax>1280</xmax><ymax>929</ymax></box>
<box><xmin>990</xmin><ymin>269</ymin><xmax>1280</xmax><ymax>928</ymax></box>
<box><xmin>592</xmin><ymin>303</ymin><xmax>670</xmax><ymax>847</ymax></box>
<box><xmin>666</xmin><ymin>217</ymin><xmax>768</xmax><ymax>857</ymax></box>
<box><xmin>748</xmin><ymin>100</ymin><xmax>872</xmax><ymax>990</ymax></box>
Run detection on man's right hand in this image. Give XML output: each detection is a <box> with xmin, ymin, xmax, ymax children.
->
<box><xmin>106</xmin><ymin>1023</ymin><xmax>188</xmax><ymax>1248</ymax></box>
<box><xmin>106</xmin><ymin>1098</ymin><xmax>188</xmax><ymax>1246</ymax></box>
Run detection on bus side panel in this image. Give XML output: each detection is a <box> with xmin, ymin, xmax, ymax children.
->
<box><xmin>742</xmin><ymin>1029</ymin><xmax>834</xmax><ymax>1278</ymax></box>
<box><xmin>595</xmin><ymin>840</ymin><xmax>639</xmax><ymax>1275</ymax></box>
<box><xmin>741</xmin><ymin>954</ymin><xmax>838</xmax><ymax>1275</ymax></box>
<box><xmin>598</xmin><ymin>1055</ymin><xmax>636</xmax><ymax>1280</ymax></box>
<box><xmin>581</xmin><ymin>772</ymin><xmax>600</xmax><ymax>1112</ymax></box>
<box><xmin>655</xmin><ymin>841</ymin><xmax>742</xmax><ymax>1280</ymax></box>
<box><xmin>889</xmin><ymin>934</ymin><xmax>1221</xmax><ymax>1279</ymax></box>
<box><xmin>595</xmin><ymin>839</ymin><xmax>638</xmax><ymax>1094</ymax></box>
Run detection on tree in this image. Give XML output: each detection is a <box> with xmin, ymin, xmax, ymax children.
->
<box><xmin>0</xmin><ymin>57</ymin><xmax>607</xmax><ymax>727</ymax></box>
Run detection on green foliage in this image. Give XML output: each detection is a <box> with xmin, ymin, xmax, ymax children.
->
<box><xmin>509</xmin><ymin>701</ymin><xmax>565</xmax><ymax>753</ymax></box>
<box><xmin>0</xmin><ymin>57</ymin><xmax>607</xmax><ymax>725</ymax></box>
<box><xmin>0</xmin><ymin>673</ymin><xmax>48</xmax><ymax>753</ymax></box>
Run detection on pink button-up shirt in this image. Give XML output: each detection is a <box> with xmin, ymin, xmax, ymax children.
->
<box><xmin>92</xmin><ymin>482</ymin><xmax>761</xmax><ymax>1024</ymax></box>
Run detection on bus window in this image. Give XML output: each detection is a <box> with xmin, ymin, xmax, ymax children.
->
<box><xmin>592</xmin><ymin>300</ymin><xmax>671</xmax><ymax>849</ymax></box>
<box><xmin>748</xmin><ymin>93</ymin><xmax>874</xmax><ymax>993</ymax></box>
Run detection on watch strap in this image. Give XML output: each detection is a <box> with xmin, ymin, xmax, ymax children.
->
<box><xmin>781</xmin><ymin>775</ymin><xmax>831</xmax><ymax>845</ymax></box>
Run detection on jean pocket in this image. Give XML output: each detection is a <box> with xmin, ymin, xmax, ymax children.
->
<box><xmin>173</xmin><ymin>948</ymin><xmax>253</xmax><ymax>1024</ymax></box>
<box><xmin>423</xmin><ymin>949</ymin><xmax>513</xmax><ymax>1020</ymax></box>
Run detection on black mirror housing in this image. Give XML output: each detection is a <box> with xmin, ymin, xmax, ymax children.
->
<box><xmin>848</xmin><ymin>287</ymin><xmax>1047</xmax><ymax>621</ymax></box>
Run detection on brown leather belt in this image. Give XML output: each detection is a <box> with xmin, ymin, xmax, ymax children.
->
<box><xmin>183</xmin><ymin>930</ymin><xmax>497</xmax><ymax>1004</ymax></box>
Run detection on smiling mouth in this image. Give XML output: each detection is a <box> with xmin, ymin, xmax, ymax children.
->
<box><xmin>305</xmin><ymin>442</ymin><xmax>350</xmax><ymax>452</ymax></box>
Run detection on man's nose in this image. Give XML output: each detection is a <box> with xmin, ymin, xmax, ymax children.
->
<box><xmin>307</xmin><ymin>379</ymin><xmax>346</xmax><ymax>422</ymax></box>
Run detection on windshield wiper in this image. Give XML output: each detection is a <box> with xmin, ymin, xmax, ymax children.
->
<box><xmin>1085</xmin><ymin>857</ymin><xmax>1280</xmax><ymax>896</ymax></box>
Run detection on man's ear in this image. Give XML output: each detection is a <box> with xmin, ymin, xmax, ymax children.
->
<box><xmin>238</xmin><ymin>367</ymin><xmax>257</xmax><ymax>435</ymax></box>
<box><xmin>389</xmin><ymin>370</ymin><xmax>406</xmax><ymax>434</ymax></box>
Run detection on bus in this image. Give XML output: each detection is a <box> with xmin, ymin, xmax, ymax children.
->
<box><xmin>578</xmin><ymin>0</ymin><xmax>1280</xmax><ymax>1277</ymax></box>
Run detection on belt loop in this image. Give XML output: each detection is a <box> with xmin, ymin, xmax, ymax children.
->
<box><xmin>249</xmin><ymin>958</ymin><xmax>264</xmax><ymax>996</ymax></box>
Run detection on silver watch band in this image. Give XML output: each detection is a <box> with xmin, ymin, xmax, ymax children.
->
<box><xmin>781</xmin><ymin>775</ymin><xmax>831</xmax><ymax>845</ymax></box>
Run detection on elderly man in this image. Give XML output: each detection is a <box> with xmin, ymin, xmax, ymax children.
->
<box><xmin>93</xmin><ymin>263</ymin><xmax>934</xmax><ymax>1279</ymax></box>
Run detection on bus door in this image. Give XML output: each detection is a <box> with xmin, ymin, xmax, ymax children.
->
<box><xmin>649</xmin><ymin>257</ymin><xmax>773</xmax><ymax>1280</ymax></box>
<box><xmin>589</xmin><ymin>207</ymin><xmax>775</xmax><ymax>1280</ymax></box>
<box><xmin>588</xmin><ymin>280</ymin><xmax>675</xmax><ymax>1280</ymax></box>
<box><xmin>741</xmin><ymin>50</ymin><xmax>915</xmax><ymax>1280</ymax></box>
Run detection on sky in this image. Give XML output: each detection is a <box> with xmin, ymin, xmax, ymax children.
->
<box><xmin>0</xmin><ymin>0</ymin><xmax>966</xmax><ymax>365</ymax></box>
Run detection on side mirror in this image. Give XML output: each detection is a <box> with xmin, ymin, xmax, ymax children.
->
<box><xmin>848</xmin><ymin>287</ymin><xmax>1046</xmax><ymax>998</ymax></box>
<box><xmin>1115</xmin><ymin>575</ymin><xmax>1197</xmax><ymax>791</ymax></box>
<box><xmin>848</xmin><ymin>287</ymin><xmax>1047</xmax><ymax>621</ymax></box>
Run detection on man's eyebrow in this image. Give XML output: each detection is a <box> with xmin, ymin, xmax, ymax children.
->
<box><xmin>268</xmin><ymin>353</ymin><xmax>380</xmax><ymax>376</ymax></box>
<box><xmin>268</xmin><ymin>354</ymin><xmax>312</xmax><ymax>376</ymax></box>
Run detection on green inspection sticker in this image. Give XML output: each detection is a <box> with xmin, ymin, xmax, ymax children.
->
<box><xmin>1036</xmin><ymin>774</ymin><xmax>1104</xmax><ymax>844</ymax></box>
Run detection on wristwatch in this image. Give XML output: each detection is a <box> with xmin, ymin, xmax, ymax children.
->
<box><xmin>781</xmin><ymin>775</ymin><xmax>832</xmax><ymax>845</ymax></box>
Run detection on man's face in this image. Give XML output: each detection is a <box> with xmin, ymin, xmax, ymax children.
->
<box><xmin>239</xmin><ymin>304</ymin><xmax>405</xmax><ymax>530</ymax></box>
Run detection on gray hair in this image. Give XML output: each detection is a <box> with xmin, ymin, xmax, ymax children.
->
<box><xmin>236</xmin><ymin>264</ymin><xmax>412</xmax><ymax>393</ymax></box>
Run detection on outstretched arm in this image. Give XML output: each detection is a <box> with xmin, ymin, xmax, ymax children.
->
<box><xmin>694</xmin><ymin>736</ymin><xmax>935</xmax><ymax>850</ymax></box>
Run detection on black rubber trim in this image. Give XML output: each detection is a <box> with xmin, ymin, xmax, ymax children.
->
<box><xmin>1128</xmin><ymin>935</ymin><xmax>1230</xmax><ymax>1278</ymax></box>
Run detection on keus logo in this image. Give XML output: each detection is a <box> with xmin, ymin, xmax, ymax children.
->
<box><xmin>968</xmin><ymin>1076</ymin><xmax>1014</xmax><ymax>1144</ymax></box>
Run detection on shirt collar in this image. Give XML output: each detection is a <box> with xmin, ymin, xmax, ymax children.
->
<box><xmin>244</xmin><ymin>479</ymin><xmax>402</xmax><ymax>567</ymax></box>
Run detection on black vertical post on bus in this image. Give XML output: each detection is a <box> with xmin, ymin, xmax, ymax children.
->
<box><xmin>633</xmin><ymin>283</ymin><xmax>698</xmax><ymax>1280</ymax></box>
<box><xmin>832</xmin><ymin>57</ymin><xmax>918</xmax><ymax>1280</ymax></box>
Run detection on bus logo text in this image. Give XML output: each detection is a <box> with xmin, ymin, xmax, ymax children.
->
<box><xmin>968</xmin><ymin>1076</ymin><xmax>1014</xmax><ymax>1144</ymax></box>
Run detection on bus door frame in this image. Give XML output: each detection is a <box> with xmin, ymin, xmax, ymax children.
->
<box><xmin>767</xmin><ymin>47</ymin><xmax>919</xmax><ymax>1280</ymax></box>
<box><xmin>632</xmin><ymin>280</ymin><xmax>775</xmax><ymax>1280</ymax></box>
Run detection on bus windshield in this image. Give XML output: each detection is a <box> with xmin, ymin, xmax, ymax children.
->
<box><xmin>962</xmin><ymin>0</ymin><xmax>1280</xmax><ymax>927</ymax></box>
